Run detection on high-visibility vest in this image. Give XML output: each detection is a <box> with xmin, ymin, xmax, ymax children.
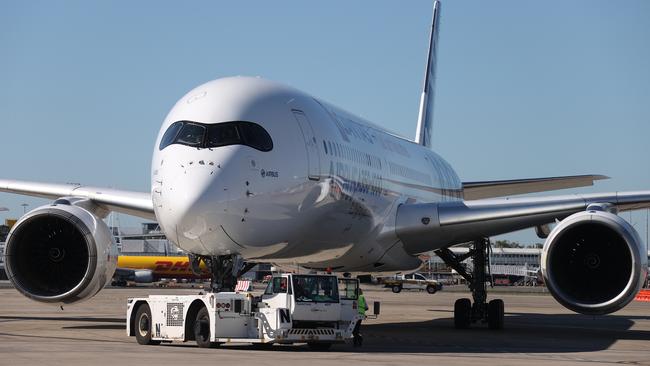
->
<box><xmin>358</xmin><ymin>294</ymin><xmax>367</xmax><ymax>315</ymax></box>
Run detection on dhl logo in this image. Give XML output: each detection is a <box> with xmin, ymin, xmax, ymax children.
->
<box><xmin>154</xmin><ymin>260</ymin><xmax>191</xmax><ymax>272</ymax></box>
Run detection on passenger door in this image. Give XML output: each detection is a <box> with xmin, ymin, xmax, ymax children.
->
<box><xmin>292</xmin><ymin>110</ymin><xmax>320</xmax><ymax>181</ymax></box>
<box><xmin>403</xmin><ymin>274</ymin><xmax>418</xmax><ymax>290</ymax></box>
<box><xmin>338</xmin><ymin>278</ymin><xmax>359</xmax><ymax>323</ymax></box>
<box><xmin>262</xmin><ymin>276</ymin><xmax>291</xmax><ymax>310</ymax></box>
<box><xmin>414</xmin><ymin>273</ymin><xmax>428</xmax><ymax>290</ymax></box>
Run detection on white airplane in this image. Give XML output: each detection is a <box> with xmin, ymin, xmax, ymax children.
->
<box><xmin>1</xmin><ymin>1</ymin><xmax>649</xmax><ymax>329</ymax></box>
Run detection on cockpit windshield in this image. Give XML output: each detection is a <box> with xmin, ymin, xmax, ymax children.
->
<box><xmin>207</xmin><ymin>123</ymin><xmax>241</xmax><ymax>147</ymax></box>
<box><xmin>159</xmin><ymin>121</ymin><xmax>273</xmax><ymax>152</ymax></box>
<box><xmin>176</xmin><ymin>123</ymin><xmax>205</xmax><ymax>147</ymax></box>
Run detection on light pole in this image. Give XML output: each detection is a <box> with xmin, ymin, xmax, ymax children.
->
<box><xmin>20</xmin><ymin>203</ymin><xmax>29</xmax><ymax>215</ymax></box>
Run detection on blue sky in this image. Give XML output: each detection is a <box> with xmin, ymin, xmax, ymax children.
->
<box><xmin>1</xmin><ymin>0</ymin><xmax>649</xmax><ymax>245</ymax></box>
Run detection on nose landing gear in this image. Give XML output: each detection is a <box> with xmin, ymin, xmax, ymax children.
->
<box><xmin>188</xmin><ymin>254</ymin><xmax>256</xmax><ymax>292</ymax></box>
<box><xmin>435</xmin><ymin>238</ymin><xmax>505</xmax><ymax>330</ymax></box>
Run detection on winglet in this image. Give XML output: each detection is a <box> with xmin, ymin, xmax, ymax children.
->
<box><xmin>415</xmin><ymin>0</ymin><xmax>441</xmax><ymax>148</ymax></box>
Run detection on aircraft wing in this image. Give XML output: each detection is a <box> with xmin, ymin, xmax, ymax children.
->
<box><xmin>462</xmin><ymin>174</ymin><xmax>609</xmax><ymax>200</ymax></box>
<box><xmin>396</xmin><ymin>191</ymin><xmax>650</xmax><ymax>254</ymax></box>
<box><xmin>0</xmin><ymin>179</ymin><xmax>155</xmax><ymax>220</ymax></box>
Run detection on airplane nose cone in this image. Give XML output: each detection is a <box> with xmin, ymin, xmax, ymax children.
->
<box><xmin>157</xmin><ymin>164</ymin><xmax>228</xmax><ymax>253</ymax></box>
<box><xmin>171</xmin><ymin>166</ymin><xmax>221</xmax><ymax>216</ymax></box>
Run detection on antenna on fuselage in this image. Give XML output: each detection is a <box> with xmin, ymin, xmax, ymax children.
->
<box><xmin>415</xmin><ymin>0</ymin><xmax>441</xmax><ymax>149</ymax></box>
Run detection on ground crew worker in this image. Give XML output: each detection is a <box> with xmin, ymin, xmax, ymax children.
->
<box><xmin>353</xmin><ymin>288</ymin><xmax>368</xmax><ymax>347</ymax></box>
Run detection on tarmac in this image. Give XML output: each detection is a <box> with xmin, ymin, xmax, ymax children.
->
<box><xmin>1</xmin><ymin>284</ymin><xmax>650</xmax><ymax>366</ymax></box>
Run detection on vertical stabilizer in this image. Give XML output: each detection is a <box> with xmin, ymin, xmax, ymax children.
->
<box><xmin>415</xmin><ymin>0</ymin><xmax>441</xmax><ymax>148</ymax></box>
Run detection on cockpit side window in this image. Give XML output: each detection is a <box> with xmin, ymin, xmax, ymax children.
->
<box><xmin>159</xmin><ymin>121</ymin><xmax>184</xmax><ymax>150</ymax></box>
<box><xmin>240</xmin><ymin>122</ymin><xmax>273</xmax><ymax>152</ymax></box>
<box><xmin>159</xmin><ymin>120</ymin><xmax>273</xmax><ymax>152</ymax></box>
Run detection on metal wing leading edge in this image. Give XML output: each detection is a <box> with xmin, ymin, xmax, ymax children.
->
<box><xmin>395</xmin><ymin>191</ymin><xmax>650</xmax><ymax>254</ymax></box>
<box><xmin>0</xmin><ymin>179</ymin><xmax>155</xmax><ymax>220</ymax></box>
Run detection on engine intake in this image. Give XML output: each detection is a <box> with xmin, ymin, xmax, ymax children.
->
<box><xmin>541</xmin><ymin>210</ymin><xmax>647</xmax><ymax>315</ymax></box>
<box><xmin>4</xmin><ymin>203</ymin><xmax>117</xmax><ymax>304</ymax></box>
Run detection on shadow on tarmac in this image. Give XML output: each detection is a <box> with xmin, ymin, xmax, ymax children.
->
<box><xmin>62</xmin><ymin>324</ymin><xmax>125</xmax><ymax>330</ymax></box>
<box><xmin>352</xmin><ymin>312</ymin><xmax>650</xmax><ymax>354</ymax></box>
<box><xmin>152</xmin><ymin>312</ymin><xmax>650</xmax><ymax>354</ymax></box>
<box><xmin>2</xmin><ymin>312</ymin><xmax>650</xmax><ymax>354</ymax></box>
<box><xmin>0</xmin><ymin>315</ymin><xmax>125</xmax><ymax>330</ymax></box>
<box><xmin>0</xmin><ymin>316</ymin><xmax>124</xmax><ymax>323</ymax></box>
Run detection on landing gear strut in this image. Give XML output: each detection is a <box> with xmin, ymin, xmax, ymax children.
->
<box><xmin>189</xmin><ymin>254</ymin><xmax>256</xmax><ymax>292</ymax></box>
<box><xmin>435</xmin><ymin>238</ymin><xmax>504</xmax><ymax>330</ymax></box>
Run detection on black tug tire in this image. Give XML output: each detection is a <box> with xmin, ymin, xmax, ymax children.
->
<box><xmin>391</xmin><ymin>285</ymin><xmax>402</xmax><ymax>293</ymax></box>
<box><xmin>426</xmin><ymin>285</ymin><xmax>437</xmax><ymax>294</ymax></box>
<box><xmin>488</xmin><ymin>299</ymin><xmax>505</xmax><ymax>330</ymax></box>
<box><xmin>194</xmin><ymin>307</ymin><xmax>220</xmax><ymax>348</ymax></box>
<box><xmin>135</xmin><ymin>304</ymin><xmax>160</xmax><ymax>345</ymax></box>
<box><xmin>307</xmin><ymin>342</ymin><xmax>332</xmax><ymax>351</ymax></box>
<box><xmin>454</xmin><ymin>298</ymin><xmax>472</xmax><ymax>329</ymax></box>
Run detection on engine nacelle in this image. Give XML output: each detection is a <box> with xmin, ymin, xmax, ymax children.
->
<box><xmin>541</xmin><ymin>209</ymin><xmax>647</xmax><ymax>315</ymax></box>
<box><xmin>4</xmin><ymin>203</ymin><xmax>117</xmax><ymax>304</ymax></box>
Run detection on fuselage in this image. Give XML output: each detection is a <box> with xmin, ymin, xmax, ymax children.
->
<box><xmin>152</xmin><ymin>77</ymin><xmax>462</xmax><ymax>272</ymax></box>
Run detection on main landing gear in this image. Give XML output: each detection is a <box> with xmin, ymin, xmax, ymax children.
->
<box><xmin>435</xmin><ymin>238</ymin><xmax>505</xmax><ymax>330</ymax></box>
<box><xmin>189</xmin><ymin>254</ymin><xmax>256</xmax><ymax>292</ymax></box>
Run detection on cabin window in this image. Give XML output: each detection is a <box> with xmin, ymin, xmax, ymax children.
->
<box><xmin>292</xmin><ymin>275</ymin><xmax>339</xmax><ymax>303</ymax></box>
<box><xmin>264</xmin><ymin>277</ymin><xmax>288</xmax><ymax>295</ymax></box>
<box><xmin>338</xmin><ymin>279</ymin><xmax>359</xmax><ymax>300</ymax></box>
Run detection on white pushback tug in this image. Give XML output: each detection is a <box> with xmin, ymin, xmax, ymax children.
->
<box><xmin>127</xmin><ymin>274</ymin><xmax>379</xmax><ymax>350</ymax></box>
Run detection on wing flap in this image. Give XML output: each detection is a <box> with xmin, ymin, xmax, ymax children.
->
<box><xmin>0</xmin><ymin>179</ymin><xmax>154</xmax><ymax>220</ymax></box>
<box><xmin>462</xmin><ymin>174</ymin><xmax>609</xmax><ymax>200</ymax></box>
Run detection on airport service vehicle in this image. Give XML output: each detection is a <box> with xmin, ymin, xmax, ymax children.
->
<box><xmin>126</xmin><ymin>274</ymin><xmax>375</xmax><ymax>349</ymax></box>
<box><xmin>1</xmin><ymin>1</ymin><xmax>649</xmax><ymax>332</ymax></box>
<box><xmin>383</xmin><ymin>273</ymin><xmax>442</xmax><ymax>294</ymax></box>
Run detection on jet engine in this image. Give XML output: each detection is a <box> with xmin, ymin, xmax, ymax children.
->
<box><xmin>4</xmin><ymin>202</ymin><xmax>117</xmax><ymax>304</ymax></box>
<box><xmin>541</xmin><ymin>208</ymin><xmax>647</xmax><ymax>315</ymax></box>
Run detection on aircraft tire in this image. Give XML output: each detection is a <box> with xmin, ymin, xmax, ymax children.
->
<box><xmin>194</xmin><ymin>307</ymin><xmax>220</xmax><ymax>348</ymax></box>
<box><xmin>488</xmin><ymin>299</ymin><xmax>504</xmax><ymax>330</ymax></box>
<box><xmin>454</xmin><ymin>298</ymin><xmax>471</xmax><ymax>329</ymax></box>
<box><xmin>135</xmin><ymin>304</ymin><xmax>160</xmax><ymax>345</ymax></box>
